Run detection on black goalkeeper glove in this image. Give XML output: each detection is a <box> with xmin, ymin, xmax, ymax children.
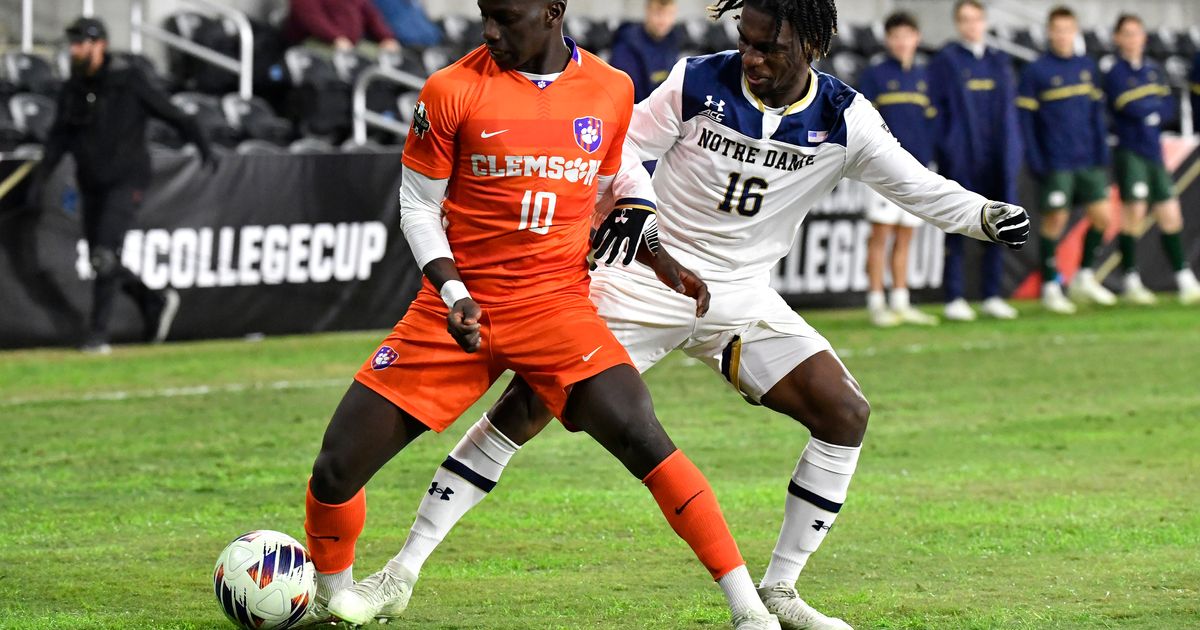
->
<box><xmin>980</xmin><ymin>201</ymin><xmax>1030</xmax><ymax>250</ymax></box>
<box><xmin>591</xmin><ymin>199</ymin><xmax>660</xmax><ymax>266</ymax></box>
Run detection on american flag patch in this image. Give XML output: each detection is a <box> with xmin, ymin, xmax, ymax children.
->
<box><xmin>808</xmin><ymin>130</ymin><xmax>828</xmax><ymax>143</ymax></box>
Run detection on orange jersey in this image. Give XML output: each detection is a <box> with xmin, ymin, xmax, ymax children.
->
<box><xmin>401</xmin><ymin>43</ymin><xmax>633</xmax><ymax>305</ymax></box>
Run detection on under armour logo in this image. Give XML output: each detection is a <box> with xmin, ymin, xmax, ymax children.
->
<box><xmin>615</xmin><ymin>209</ymin><xmax>629</xmax><ymax>224</ymax></box>
<box><xmin>812</xmin><ymin>519</ymin><xmax>831</xmax><ymax>532</ymax></box>
<box><xmin>702</xmin><ymin>95</ymin><xmax>726</xmax><ymax>122</ymax></box>
<box><xmin>428</xmin><ymin>482</ymin><xmax>454</xmax><ymax>501</ymax></box>
<box><xmin>705</xmin><ymin>95</ymin><xmax>725</xmax><ymax>112</ymax></box>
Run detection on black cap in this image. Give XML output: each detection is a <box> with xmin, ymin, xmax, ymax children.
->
<box><xmin>66</xmin><ymin>17</ymin><xmax>108</xmax><ymax>43</ymax></box>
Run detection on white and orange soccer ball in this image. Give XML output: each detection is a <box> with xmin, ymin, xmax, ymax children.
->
<box><xmin>213</xmin><ymin>530</ymin><xmax>316</xmax><ymax>629</ymax></box>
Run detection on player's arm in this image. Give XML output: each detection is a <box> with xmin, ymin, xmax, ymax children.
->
<box><xmin>624</xmin><ymin>58</ymin><xmax>688</xmax><ymax>162</ymax></box>
<box><xmin>398</xmin><ymin>167</ymin><xmax>480</xmax><ymax>353</ymax></box>
<box><xmin>844</xmin><ymin>96</ymin><xmax>1029</xmax><ymax>249</ymax></box>
<box><xmin>1016</xmin><ymin>66</ymin><xmax>1046</xmax><ymax>178</ymax></box>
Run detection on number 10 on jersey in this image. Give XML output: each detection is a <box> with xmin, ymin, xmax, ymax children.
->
<box><xmin>520</xmin><ymin>190</ymin><xmax>557</xmax><ymax>234</ymax></box>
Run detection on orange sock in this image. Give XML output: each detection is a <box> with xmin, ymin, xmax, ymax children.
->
<box><xmin>304</xmin><ymin>480</ymin><xmax>366</xmax><ymax>573</ymax></box>
<box><xmin>643</xmin><ymin>449</ymin><xmax>744</xmax><ymax>580</ymax></box>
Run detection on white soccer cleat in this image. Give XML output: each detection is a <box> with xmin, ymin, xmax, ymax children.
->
<box><xmin>1041</xmin><ymin>282</ymin><xmax>1076</xmax><ymax>314</ymax></box>
<box><xmin>292</xmin><ymin>596</ymin><xmax>338</xmax><ymax>627</ymax></box>
<box><xmin>980</xmin><ymin>297</ymin><xmax>1018</xmax><ymax>320</ymax></box>
<box><xmin>731</xmin><ymin>609</ymin><xmax>783</xmax><ymax>630</ymax></box>
<box><xmin>758</xmin><ymin>583</ymin><xmax>852</xmax><ymax>630</ymax></box>
<box><xmin>1176</xmin><ymin>269</ymin><xmax>1200</xmax><ymax>305</ymax></box>
<box><xmin>328</xmin><ymin>567</ymin><xmax>415</xmax><ymax>626</ymax></box>
<box><xmin>943</xmin><ymin>298</ymin><xmax>976</xmax><ymax>321</ymax></box>
<box><xmin>868</xmin><ymin>307</ymin><xmax>901</xmax><ymax>328</ymax></box>
<box><xmin>894</xmin><ymin>306</ymin><xmax>939</xmax><ymax>326</ymax></box>
<box><xmin>1068</xmin><ymin>269</ymin><xmax>1116</xmax><ymax>306</ymax></box>
<box><xmin>1123</xmin><ymin>272</ymin><xmax>1158</xmax><ymax>305</ymax></box>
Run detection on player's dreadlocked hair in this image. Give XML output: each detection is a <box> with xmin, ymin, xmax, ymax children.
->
<box><xmin>709</xmin><ymin>0</ymin><xmax>838</xmax><ymax>61</ymax></box>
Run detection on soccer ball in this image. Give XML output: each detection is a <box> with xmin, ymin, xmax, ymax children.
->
<box><xmin>213</xmin><ymin>530</ymin><xmax>316</xmax><ymax>629</ymax></box>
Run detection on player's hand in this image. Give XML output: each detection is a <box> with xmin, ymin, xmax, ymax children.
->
<box><xmin>447</xmin><ymin>297</ymin><xmax>482</xmax><ymax>353</ymax></box>
<box><xmin>591</xmin><ymin>200</ymin><xmax>660</xmax><ymax>266</ymax></box>
<box><xmin>650</xmin><ymin>249</ymin><xmax>710</xmax><ymax>317</ymax></box>
<box><xmin>980</xmin><ymin>201</ymin><xmax>1030</xmax><ymax>250</ymax></box>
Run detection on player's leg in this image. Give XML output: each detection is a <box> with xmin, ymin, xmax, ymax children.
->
<box><xmin>386</xmin><ymin>376</ymin><xmax>550</xmax><ymax>584</ymax></box>
<box><xmin>305</xmin><ymin>381</ymin><xmax>429</xmax><ymax>606</ymax></box>
<box><xmin>1151</xmin><ymin>195</ymin><xmax>1200</xmax><ymax>303</ymax></box>
<box><xmin>1070</xmin><ymin>168</ymin><xmax>1117</xmax><ymax>305</ymax></box>
<box><xmin>864</xmin><ymin>193</ymin><xmax>900</xmax><ymax>328</ymax></box>
<box><xmin>941</xmin><ymin>233</ymin><xmax>975</xmax><ymax>321</ymax></box>
<box><xmin>889</xmin><ymin>223</ymin><xmax>937</xmax><ymax>325</ymax></box>
<box><xmin>1036</xmin><ymin>171</ymin><xmax>1075</xmax><ymax>313</ymax></box>
<box><xmin>564</xmin><ymin>364</ymin><xmax>777</xmax><ymax>628</ymax></box>
<box><xmin>1115</xmin><ymin>149</ymin><xmax>1156</xmax><ymax>304</ymax></box>
<box><xmin>79</xmin><ymin>187</ymin><xmax>124</xmax><ymax>351</ymax></box>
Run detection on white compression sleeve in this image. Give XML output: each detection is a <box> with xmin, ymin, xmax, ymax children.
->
<box><xmin>398</xmin><ymin>168</ymin><xmax>452</xmax><ymax>269</ymax></box>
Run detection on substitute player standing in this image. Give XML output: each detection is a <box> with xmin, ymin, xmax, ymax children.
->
<box><xmin>1017</xmin><ymin>6</ymin><xmax>1117</xmax><ymax>313</ymax></box>
<box><xmin>1103</xmin><ymin>13</ymin><xmax>1200</xmax><ymax>304</ymax></box>
<box><xmin>376</xmin><ymin>0</ymin><xmax>1031</xmax><ymax>628</ymax></box>
<box><xmin>857</xmin><ymin>11</ymin><xmax>939</xmax><ymax>327</ymax></box>
<box><xmin>299</xmin><ymin>1</ymin><xmax>781</xmax><ymax>629</ymax></box>
<box><xmin>928</xmin><ymin>0</ymin><xmax>1022</xmax><ymax>321</ymax></box>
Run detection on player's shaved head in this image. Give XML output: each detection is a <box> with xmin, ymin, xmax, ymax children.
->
<box><xmin>478</xmin><ymin>0</ymin><xmax>569</xmax><ymax>72</ymax></box>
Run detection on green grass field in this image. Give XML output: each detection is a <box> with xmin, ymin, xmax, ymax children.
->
<box><xmin>1</xmin><ymin>300</ymin><xmax>1198</xmax><ymax>629</ymax></box>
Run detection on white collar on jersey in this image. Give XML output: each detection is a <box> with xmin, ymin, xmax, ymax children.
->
<box><xmin>740</xmin><ymin>67</ymin><xmax>819</xmax><ymax>116</ymax></box>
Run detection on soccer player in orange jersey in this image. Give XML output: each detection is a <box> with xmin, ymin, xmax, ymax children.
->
<box><xmin>298</xmin><ymin>1</ymin><xmax>782</xmax><ymax>628</ymax></box>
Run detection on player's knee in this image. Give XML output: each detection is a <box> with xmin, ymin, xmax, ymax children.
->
<box><xmin>310</xmin><ymin>452</ymin><xmax>359</xmax><ymax>504</ymax></box>
<box><xmin>90</xmin><ymin>247</ymin><xmax>119</xmax><ymax>276</ymax></box>
<box><xmin>838</xmin><ymin>393</ymin><xmax>871</xmax><ymax>439</ymax></box>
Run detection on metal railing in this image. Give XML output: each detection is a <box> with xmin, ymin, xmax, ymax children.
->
<box><xmin>351</xmin><ymin>65</ymin><xmax>425</xmax><ymax>146</ymax></box>
<box><xmin>129</xmin><ymin>0</ymin><xmax>254</xmax><ymax>100</ymax></box>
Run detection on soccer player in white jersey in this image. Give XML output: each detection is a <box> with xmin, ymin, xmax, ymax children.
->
<box><xmin>365</xmin><ymin>0</ymin><xmax>1030</xmax><ymax>628</ymax></box>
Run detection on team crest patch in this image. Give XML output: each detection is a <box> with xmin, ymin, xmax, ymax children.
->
<box><xmin>411</xmin><ymin>101</ymin><xmax>430</xmax><ymax>139</ymax></box>
<box><xmin>573</xmin><ymin>116</ymin><xmax>603</xmax><ymax>154</ymax></box>
<box><xmin>371</xmin><ymin>346</ymin><xmax>399</xmax><ymax>370</ymax></box>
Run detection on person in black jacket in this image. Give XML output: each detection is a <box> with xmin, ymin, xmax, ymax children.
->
<box><xmin>31</xmin><ymin>17</ymin><xmax>215</xmax><ymax>353</ymax></box>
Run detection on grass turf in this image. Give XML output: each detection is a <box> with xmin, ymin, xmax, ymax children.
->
<box><xmin>0</xmin><ymin>300</ymin><xmax>1197</xmax><ymax>629</ymax></box>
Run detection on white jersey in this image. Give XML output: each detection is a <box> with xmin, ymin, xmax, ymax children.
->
<box><xmin>614</xmin><ymin>52</ymin><xmax>990</xmax><ymax>285</ymax></box>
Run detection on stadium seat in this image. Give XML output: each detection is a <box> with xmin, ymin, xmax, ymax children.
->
<box><xmin>1145</xmin><ymin>29</ymin><xmax>1171</xmax><ymax>62</ymax></box>
<box><xmin>852</xmin><ymin>23</ymin><xmax>885</xmax><ymax>58</ymax></box>
<box><xmin>565</xmin><ymin>16</ymin><xmax>617</xmax><ymax>53</ymax></box>
<box><xmin>439</xmin><ymin>15</ymin><xmax>482</xmax><ymax>55</ymax></box>
<box><xmin>1083</xmin><ymin>28</ymin><xmax>1112</xmax><ymax>58</ymax></box>
<box><xmin>679</xmin><ymin>17</ymin><xmax>709</xmax><ymax>53</ymax></box>
<box><xmin>146</xmin><ymin>117</ymin><xmax>185</xmax><ymax>149</ymax></box>
<box><xmin>703</xmin><ymin>19</ymin><xmax>738</xmax><ymax>54</ymax></box>
<box><xmin>829</xmin><ymin>51</ymin><xmax>867</xmax><ymax>87</ymax></box>
<box><xmin>7</xmin><ymin>93</ymin><xmax>55</xmax><ymax>144</ymax></box>
<box><xmin>283</xmin><ymin>47</ymin><xmax>351</xmax><ymax>141</ymax></box>
<box><xmin>420</xmin><ymin>47</ymin><xmax>453</xmax><ymax>76</ymax></box>
<box><xmin>396</xmin><ymin>91</ymin><xmax>420</xmax><ymax>126</ymax></box>
<box><xmin>1163</xmin><ymin>56</ymin><xmax>1189</xmax><ymax>85</ymax></box>
<box><xmin>221</xmin><ymin>94</ymin><xmax>293</xmax><ymax>146</ymax></box>
<box><xmin>235</xmin><ymin>138</ymin><xmax>287</xmax><ymax>155</ymax></box>
<box><xmin>379</xmin><ymin>48</ymin><xmax>428</xmax><ymax>78</ymax></box>
<box><xmin>119</xmin><ymin>52</ymin><xmax>173</xmax><ymax>94</ymax></box>
<box><xmin>170</xmin><ymin>92</ymin><xmax>240</xmax><ymax>147</ymax></box>
<box><xmin>3</xmin><ymin>53</ymin><xmax>61</xmax><ymax>97</ymax></box>
<box><xmin>1011</xmin><ymin>26</ymin><xmax>1043</xmax><ymax>54</ymax></box>
<box><xmin>0</xmin><ymin>95</ymin><xmax>24</xmax><ymax>152</ymax></box>
<box><xmin>288</xmin><ymin>137</ymin><xmax>335</xmax><ymax>153</ymax></box>
<box><xmin>1176</xmin><ymin>28</ymin><xmax>1199</xmax><ymax>59</ymax></box>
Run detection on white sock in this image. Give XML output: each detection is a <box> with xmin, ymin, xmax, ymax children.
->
<box><xmin>866</xmin><ymin>290</ymin><xmax>886</xmax><ymax>312</ymax></box>
<box><xmin>387</xmin><ymin>414</ymin><xmax>520</xmax><ymax>578</ymax></box>
<box><xmin>718</xmin><ymin>565</ymin><xmax>769</xmax><ymax>617</ymax></box>
<box><xmin>760</xmin><ymin>438</ymin><xmax>861</xmax><ymax>587</ymax></box>
<box><xmin>889</xmin><ymin>287</ymin><xmax>910</xmax><ymax>311</ymax></box>
<box><xmin>315</xmin><ymin>566</ymin><xmax>352</xmax><ymax>603</ymax></box>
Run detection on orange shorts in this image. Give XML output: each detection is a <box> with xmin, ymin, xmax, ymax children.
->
<box><xmin>354</xmin><ymin>288</ymin><xmax>633</xmax><ymax>432</ymax></box>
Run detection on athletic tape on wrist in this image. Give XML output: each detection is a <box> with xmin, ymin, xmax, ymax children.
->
<box><xmin>440</xmin><ymin>280</ymin><xmax>471</xmax><ymax>308</ymax></box>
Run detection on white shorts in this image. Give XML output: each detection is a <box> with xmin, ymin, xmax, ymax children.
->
<box><xmin>589</xmin><ymin>265</ymin><xmax>834</xmax><ymax>404</ymax></box>
<box><xmin>864</xmin><ymin>189</ymin><xmax>923</xmax><ymax>228</ymax></box>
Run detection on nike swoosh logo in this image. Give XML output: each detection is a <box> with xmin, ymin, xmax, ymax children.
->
<box><xmin>310</xmin><ymin>535</ymin><xmax>340</xmax><ymax>542</ymax></box>
<box><xmin>674</xmin><ymin>490</ymin><xmax>704</xmax><ymax>515</ymax></box>
<box><xmin>582</xmin><ymin>346</ymin><xmax>602</xmax><ymax>362</ymax></box>
<box><xmin>480</xmin><ymin>129</ymin><xmax>509</xmax><ymax>138</ymax></box>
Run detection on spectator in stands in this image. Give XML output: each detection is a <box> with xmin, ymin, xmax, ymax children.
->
<box><xmin>372</xmin><ymin>0</ymin><xmax>442</xmax><ymax>49</ymax></box>
<box><xmin>928</xmin><ymin>0</ymin><xmax>1021</xmax><ymax>321</ymax></box>
<box><xmin>857</xmin><ymin>11</ymin><xmax>939</xmax><ymax>327</ymax></box>
<box><xmin>286</xmin><ymin>0</ymin><xmax>401</xmax><ymax>56</ymax></box>
<box><xmin>1103</xmin><ymin>13</ymin><xmax>1200</xmax><ymax>304</ymax></box>
<box><xmin>1017</xmin><ymin>6</ymin><xmax>1116</xmax><ymax>314</ymax></box>
<box><xmin>609</xmin><ymin>0</ymin><xmax>681</xmax><ymax>104</ymax></box>
<box><xmin>29</xmin><ymin>17</ymin><xmax>214</xmax><ymax>353</ymax></box>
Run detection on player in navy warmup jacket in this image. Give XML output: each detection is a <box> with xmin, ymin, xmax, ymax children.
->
<box><xmin>609</xmin><ymin>0</ymin><xmax>681</xmax><ymax>104</ymax></box>
<box><xmin>857</xmin><ymin>11</ymin><xmax>940</xmax><ymax>327</ymax></box>
<box><xmin>1103</xmin><ymin>13</ymin><xmax>1200</xmax><ymax>304</ymax></box>
<box><xmin>928</xmin><ymin>0</ymin><xmax>1022</xmax><ymax>321</ymax></box>
<box><xmin>1017</xmin><ymin>6</ymin><xmax>1116</xmax><ymax>312</ymax></box>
